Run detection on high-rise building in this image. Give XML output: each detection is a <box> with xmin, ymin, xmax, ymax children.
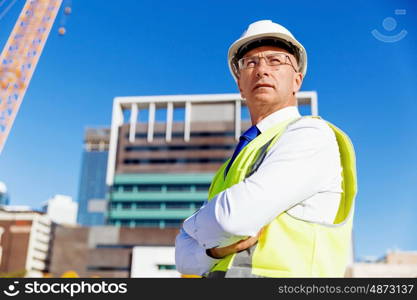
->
<box><xmin>76</xmin><ymin>128</ymin><xmax>110</xmax><ymax>226</ymax></box>
<box><xmin>106</xmin><ymin>93</ymin><xmax>318</xmax><ymax>228</ymax></box>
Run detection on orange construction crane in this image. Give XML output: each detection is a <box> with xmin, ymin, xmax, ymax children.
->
<box><xmin>0</xmin><ymin>0</ymin><xmax>62</xmax><ymax>153</ymax></box>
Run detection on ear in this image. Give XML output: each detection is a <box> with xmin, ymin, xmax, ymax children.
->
<box><xmin>292</xmin><ymin>72</ymin><xmax>303</xmax><ymax>95</ymax></box>
<box><xmin>237</xmin><ymin>78</ymin><xmax>245</xmax><ymax>99</ymax></box>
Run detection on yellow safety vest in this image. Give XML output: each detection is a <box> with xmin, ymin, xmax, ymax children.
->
<box><xmin>206</xmin><ymin>116</ymin><xmax>357</xmax><ymax>278</ymax></box>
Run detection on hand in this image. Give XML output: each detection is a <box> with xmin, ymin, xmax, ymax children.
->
<box><xmin>207</xmin><ymin>228</ymin><xmax>264</xmax><ymax>259</ymax></box>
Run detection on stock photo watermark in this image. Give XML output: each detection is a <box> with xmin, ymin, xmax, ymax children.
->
<box><xmin>371</xmin><ymin>9</ymin><xmax>407</xmax><ymax>43</ymax></box>
<box><xmin>2</xmin><ymin>280</ymin><xmax>128</xmax><ymax>298</ymax></box>
<box><xmin>3</xmin><ymin>281</ymin><xmax>20</xmax><ymax>297</ymax></box>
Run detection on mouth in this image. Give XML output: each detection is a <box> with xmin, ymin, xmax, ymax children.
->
<box><xmin>253</xmin><ymin>83</ymin><xmax>274</xmax><ymax>91</ymax></box>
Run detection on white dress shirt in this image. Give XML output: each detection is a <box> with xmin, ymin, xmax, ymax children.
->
<box><xmin>175</xmin><ymin>106</ymin><xmax>343</xmax><ymax>275</ymax></box>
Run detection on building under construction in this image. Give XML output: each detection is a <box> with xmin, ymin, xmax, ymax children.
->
<box><xmin>105</xmin><ymin>92</ymin><xmax>318</xmax><ymax>228</ymax></box>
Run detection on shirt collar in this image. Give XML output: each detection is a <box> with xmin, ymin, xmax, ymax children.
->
<box><xmin>255</xmin><ymin>106</ymin><xmax>301</xmax><ymax>133</ymax></box>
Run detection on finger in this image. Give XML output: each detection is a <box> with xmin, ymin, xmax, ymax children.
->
<box><xmin>236</xmin><ymin>237</ymin><xmax>258</xmax><ymax>250</ymax></box>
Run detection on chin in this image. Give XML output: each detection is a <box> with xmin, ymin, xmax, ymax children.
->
<box><xmin>252</xmin><ymin>93</ymin><xmax>276</xmax><ymax>103</ymax></box>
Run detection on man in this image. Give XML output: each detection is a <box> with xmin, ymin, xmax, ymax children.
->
<box><xmin>175</xmin><ymin>20</ymin><xmax>357</xmax><ymax>278</ymax></box>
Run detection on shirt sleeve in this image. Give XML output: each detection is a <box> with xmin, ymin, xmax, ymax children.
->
<box><xmin>182</xmin><ymin>118</ymin><xmax>340</xmax><ymax>248</ymax></box>
<box><xmin>175</xmin><ymin>228</ymin><xmax>220</xmax><ymax>276</ymax></box>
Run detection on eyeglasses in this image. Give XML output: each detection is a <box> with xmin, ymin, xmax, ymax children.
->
<box><xmin>237</xmin><ymin>52</ymin><xmax>298</xmax><ymax>72</ymax></box>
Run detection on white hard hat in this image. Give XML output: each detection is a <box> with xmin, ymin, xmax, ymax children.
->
<box><xmin>228</xmin><ymin>20</ymin><xmax>307</xmax><ymax>81</ymax></box>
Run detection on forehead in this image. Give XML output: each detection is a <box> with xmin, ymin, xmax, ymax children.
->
<box><xmin>243</xmin><ymin>45</ymin><xmax>291</xmax><ymax>57</ymax></box>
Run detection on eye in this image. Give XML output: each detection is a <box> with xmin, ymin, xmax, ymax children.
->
<box><xmin>244</xmin><ymin>57</ymin><xmax>257</xmax><ymax>68</ymax></box>
<box><xmin>267</xmin><ymin>55</ymin><xmax>285</xmax><ymax>65</ymax></box>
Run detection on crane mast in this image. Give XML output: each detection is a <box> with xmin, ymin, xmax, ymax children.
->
<box><xmin>0</xmin><ymin>0</ymin><xmax>62</xmax><ymax>153</ymax></box>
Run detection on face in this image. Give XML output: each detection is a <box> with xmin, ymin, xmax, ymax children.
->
<box><xmin>237</xmin><ymin>46</ymin><xmax>303</xmax><ymax>121</ymax></box>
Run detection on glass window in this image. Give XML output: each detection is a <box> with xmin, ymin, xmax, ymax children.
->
<box><xmin>137</xmin><ymin>184</ymin><xmax>162</xmax><ymax>192</ymax></box>
<box><xmin>136</xmin><ymin>202</ymin><xmax>161</xmax><ymax>209</ymax></box>
<box><xmin>125</xmin><ymin>144</ymin><xmax>234</xmax><ymax>152</ymax></box>
<box><xmin>195</xmin><ymin>184</ymin><xmax>210</xmax><ymax>191</ymax></box>
<box><xmin>164</xmin><ymin>220</ymin><xmax>183</xmax><ymax>228</ymax></box>
<box><xmin>166</xmin><ymin>184</ymin><xmax>191</xmax><ymax>192</ymax></box>
<box><xmin>123</xmin><ymin>158</ymin><xmax>227</xmax><ymax>164</ymax></box>
<box><xmin>122</xmin><ymin>203</ymin><xmax>131</xmax><ymax>209</ymax></box>
<box><xmin>120</xmin><ymin>220</ymin><xmax>130</xmax><ymax>226</ymax></box>
<box><xmin>157</xmin><ymin>264</ymin><xmax>176</xmax><ymax>270</ymax></box>
<box><xmin>123</xmin><ymin>184</ymin><xmax>134</xmax><ymax>192</ymax></box>
<box><xmin>135</xmin><ymin>219</ymin><xmax>159</xmax><ymax>227</ymax></box>
<box><xmin>165</xmin><ymin>202</ymin><xmax>191</xmax><ymax>209</ymax></box>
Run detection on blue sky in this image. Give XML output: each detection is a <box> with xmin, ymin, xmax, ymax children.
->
<box><xmin>0</xmin><ymin>0</ymin><xmax>416</xmax><ymax>260</ymax></box>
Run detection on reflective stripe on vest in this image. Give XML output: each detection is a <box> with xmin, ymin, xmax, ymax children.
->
<box><xmin>205</xmin><ymin>116</ymin><xmax>357</xmax><ymax>278</ymax></box>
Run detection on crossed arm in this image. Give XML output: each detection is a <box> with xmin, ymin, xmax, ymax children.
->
<box><xmin>175</xmin><ymin>118</ymin><xmax>340</xmax><ymax>275</ymax></box>
<box><xmin>175</xmin><ymin>228</ymin><xmax>261</xmax><ymax>276</ymax></box>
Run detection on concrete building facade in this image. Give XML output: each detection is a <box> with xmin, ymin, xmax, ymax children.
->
<box><xmin>131</xmin><ymin>246</ymin><xmax>179</xmax><ymax>278</ymax></box>
<box><xmin>0</xmin><ymin>207</ymin><xmax>52</xmax><ymax>277</ymax></box>
<box><xmin>346</xmin><ymin>251</ymin><xmax>417</xmax><ymax>277</ymax></box>
<box><xmin>49</xmin><ymin>225</ymin><xmax>178</xmax><ymax>278</ymax></box>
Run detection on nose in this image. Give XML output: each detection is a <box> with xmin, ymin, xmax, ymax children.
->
<box><xmin>254</xmin><ymin>57</ymin><xmax>270</xmax><ymax>78</ymax></box>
